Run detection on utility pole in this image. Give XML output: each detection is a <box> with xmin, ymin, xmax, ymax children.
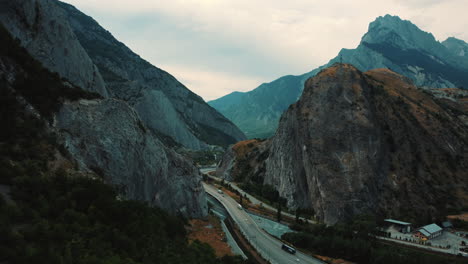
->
<box><xmin>277</xmin><ymin>203</ymin><xmax>282</xmax><ymax>223</ymax></box>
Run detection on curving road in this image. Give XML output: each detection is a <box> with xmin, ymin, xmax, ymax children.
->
<box><xmin>200</xmin><ymin>167</ymin><xmax>315</xmax><ymax>224</ymax></box>
<box><xmin>204</xmin><ymin>183</ymin><xmax>324</xmax><ymax>264</ymax></box>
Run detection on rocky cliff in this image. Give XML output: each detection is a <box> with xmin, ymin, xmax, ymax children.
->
<box><xmin>209</xmin><ymin>15</ymin><xmax>468</xmax><ymax>138</ymax></box>
<box><xmin>0</xmin><ymin>0</ymin><xmax>108</xmax><ymax>97</ymax></box>
<box><xmin>0</xmin><ymin>0</ymin><xmax>208</xmax><ymax>217</ymax></box>
<box><xmin>56</xmin><ymin>99</ymin><xmax>206</xmax><ymax>217</ymax></box>
<box><xmin>57</xmin><ymin>2</ymin><xmax>246</xmax><ymax>149</ymax></box>
<box><xmin>218</xmin><ymin>64</ymin><xmax>468</xmax><ymax>224</ymax></box>
<box><xmin>443</xmin><ymin>37</ymin><xmax>468</xmax><ymax>59</ymax></box>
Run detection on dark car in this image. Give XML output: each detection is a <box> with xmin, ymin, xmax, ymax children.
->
<box><xmin>281</xmin><ymin>244</ymin><xmax>296</xmax><ymax>254</ymax></box>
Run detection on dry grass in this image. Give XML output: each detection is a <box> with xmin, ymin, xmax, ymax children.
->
<box><xmin>447</xmin><ymin>213</ymin><xmax>468</xmax><ymax>222</ymax></box>
<box><xmin>314</xmin><ymin>255</ymin><xmax>356</xmax><ymax>264</ymax></box>
<box><xmin>187</xmin><ymin>215</ymin><xmax>234</xmax><ymax>257</ymax></box>
<box><xmin>232</xmin><ymin>139</ymin><xmax>261</xmax><ymax>159</ymax></box>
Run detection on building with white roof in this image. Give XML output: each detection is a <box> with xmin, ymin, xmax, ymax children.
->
<box><xmin>384</xmin><ymin>219</ymin><xmax>412</xmax><ymax>233</ymax></box>
<box><xmin>414</xmin><ymin>223</ymin><xmax>443</xmax><ymax>240</ymax></box>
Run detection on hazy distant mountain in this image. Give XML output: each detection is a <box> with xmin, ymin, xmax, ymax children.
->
<box><xmin>209</xmin><ymin>15</ymin><xmax>468</xmax><ymax>138</ymax></box>
<box><xmin>443</xmin><ymin>37</ymin><xmax>468</xmax><ymax>58</ymax></box>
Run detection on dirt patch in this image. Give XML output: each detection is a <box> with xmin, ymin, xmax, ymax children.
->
<box><xmin>187</xmin><ymin>215</ymin><xmax>234</xmax><ymax>257</ymax></box>
<box><xmin>314</xmin><ymin>255</ymin><xmax>356</xmax><ymax>264</ymax></box>
<box><xmin>448</xmin><ymin>213</ymin><xmax>468</xmax><ymax>222</ymax></box>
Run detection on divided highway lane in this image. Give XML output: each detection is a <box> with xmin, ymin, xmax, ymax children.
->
<box><xmin>204</xmin><ymin>183</ymin><xmax>324</xmax><ymax>264</ymax></box>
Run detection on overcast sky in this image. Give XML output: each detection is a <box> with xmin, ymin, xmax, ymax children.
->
<box><xmin>62</xmin><ymin>0</ymin><xmax>468</xmax><ymax>101</ymax></box>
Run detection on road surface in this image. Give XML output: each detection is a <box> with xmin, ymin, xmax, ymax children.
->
<box><xmin>204</xmin><ymin>183</ymin><xmax>324</xmax><ymax>264</ymax></box>
<box><xmin>200</xmin><ymin>167</ymin><xmax>315</xmax><ymax>224</ymax></box>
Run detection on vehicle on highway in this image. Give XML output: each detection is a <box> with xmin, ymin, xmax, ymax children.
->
<box><xmin>217</xmin><ymin>189</ymin><xmax>223</xmax><ymax>194</ymax></box>
<box><xmin>237</xmin><ymin>204</ymin><xmax>242</xmax><ymax>210</ymax></box>
<box><xmin>281</xmin><ymin>244</ymin><xmax>296</xmax><ymax>254</ymax></box>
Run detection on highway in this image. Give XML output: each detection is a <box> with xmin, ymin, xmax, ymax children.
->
<box><xmin>204</xmin><ymin>183</ymin><xmax>324</xmax><ymax>264</ymax></box>
<box><xmin>200</xmin><ymin>168</ymin><xmax>315</xmax><ymax>224</ymax></box>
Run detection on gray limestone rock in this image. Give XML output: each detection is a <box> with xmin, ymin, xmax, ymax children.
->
<box><xmin>219</xmin><ymin>65</ymin><xmax>468</xmax><ymax>224</ymax></box>
<box><xmin>56</xmin><ymin>98</ymin><xmax>207</xmax><ymax>217</ymax></box>
<box><xmin>0</xmin><ymin>0</ymin><xmax>108</xmax><ymax>97</ymax></box>
<box><xmin>57</xmin><ymin>2</ymin><xmax>246</xmax><ymax>149</ymax></box>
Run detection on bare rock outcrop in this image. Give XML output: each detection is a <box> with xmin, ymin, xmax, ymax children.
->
<box><xmin>56</xmin><ymin>99</ymin><xmax>207</xmax><ymax>217</ymax></box>
<box><xmin>219</xmin><ymin>64</ymin><xmax>468</xmax><ymax>224</ymax></box>
<box><xmin>57</xmin><ymin>2</ymin><xmax>246</xmax><ymax>149</ymax></box>
<box><xmin>0</xmin><ymin>0</ymin><xmax>108</xmax><ymax>97</ymax></box>
<box><xmin>0</xmin><ymin>0</ymin><xmax>209</xmax><ymax>218</ymax></box>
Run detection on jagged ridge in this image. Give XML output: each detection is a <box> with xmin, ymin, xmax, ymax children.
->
<box><xmin>209</xmin><ymin>15</ymin><xmax>468</xmax><ymax>139</ymax></box>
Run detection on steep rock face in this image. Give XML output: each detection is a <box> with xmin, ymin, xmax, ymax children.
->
<box><xmin>209</xmin><ymin>15</ymin><xmax>468</xmax><ymax>138</ymax></box>
<box><xmin>0</xmin><ymin>0</ymin><xmax>208</xmax><ymax>218</ymax></box>
<box><xmin>57</xmin><ymin>2</ymin><xmax>246</xmax><ymax>149</ymax></box>
<box><xmin>0</xmin><ymin>0</ymin><xmax>108</xmax><ymax>97</ymax></box>
<box><xmin>216</xmin><ymin>139</ymin><xmax>269</xmax><ymax>182</ymax></box>
<box><xmin>56</xmin><ymin>99</ymin><xmax>207</xmax><ymax>217</ymax></box>
<box><xmin>219</xmin><ymin>64</ymin><xmax>468</xmax><ymax>224</ymax></box>
<box><xmin>443</xmin><ymin>37</ymin><xmax>468</xmax><ymax>59</ymax></box>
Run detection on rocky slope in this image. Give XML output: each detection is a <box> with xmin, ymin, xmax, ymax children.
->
<box><xmin>0</xmin><ymin>0</ymin><xmax>208</xmax><ymax>217</ymax></box>
<box><xmin>209</xmin><ymin>15</ymin><xmax>468</xmax><ymax>138</ymax></box>
<box><xmin>218</xmin><ymin>64</ymin><xmax>468</xmax><ymax>224</ymax></box>
<box><xmin>443</xmin><ymin>37</ymin><xmax>468</xmax><ymax>59</ymax></box>
<box><xmin>56</xmin><ymin>99</ymin><xmax>206</xmax><ymax>217</ymax></box>
<box><xmin>0</xmin><ymin>0</ymin><xmax>108</xmax><ymax>97</ymax></box>
<box><xmin>57</xmin><ymin>2</ymin><xmax>246</xmax><ymax>149</ymax></box>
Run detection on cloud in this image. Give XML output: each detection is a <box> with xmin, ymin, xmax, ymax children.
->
<box><xmin>160</xmin><ymin>64</ymin><xmax>264</xmax><ymax>101</ymax></box>
<box><xmin>62</xmin><ymin>0</ymin><xmax>468</xmax><ymax>100</ymax></box>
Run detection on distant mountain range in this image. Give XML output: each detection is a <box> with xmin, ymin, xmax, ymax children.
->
<box><xmin>209</xmin><ymin>15</ymin><xmax>468</xmax><ymax>138</ymax></box>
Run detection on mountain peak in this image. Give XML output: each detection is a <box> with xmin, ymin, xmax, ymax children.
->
<box><xmin>442</xmin><ymin>37</ymin><xmax>468</xmax><ymax>57</ymax></box>
<box><xmin>361</xmin><ymin>14</ymin><xmax>437</xmax><ymax>51</ymax></box>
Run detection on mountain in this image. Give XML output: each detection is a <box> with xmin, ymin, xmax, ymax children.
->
<box><xmin>0</xmin><ymin>21</ymin><xmax>244</xmax><ymax>264</ymax></box>
<box><xmin>57</xmin><ymin>2</ymin><xmax>246</xmax><ymax>150</ymax></box>
<box><xmin>209</xmin><ymin>15</ymin><xmax>468</xmax><ymax>138</ymax></box>
<box><xmin>209</xmin><ymin>71</ymin><xmax>318</xmax><ymax>139</ymax></box>
<box><xmin>0</xmin><ymin>0</ymin><xmax>216</xmax><ymax>217</ymax></box>
<box><xmin>217</xmin><ymin>64</ymin><xmax>468</xmax><ymax>224</ymax></box>
<box><xmin>443</xmin><ymin>37</ymin><xmax>468</xmax><ymax>59</ymax></box>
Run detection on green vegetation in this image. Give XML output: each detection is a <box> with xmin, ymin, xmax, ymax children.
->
<box><xmin>0</xmin><ymin>24</ymin><xmax>247</xmax><ymax>264</ymax></box>
<box><xmin>0</xmin><ymin>172</ymin><xmax>248</xmax><ymax>264</ymax></box>
<box><xmin>452</xmin><ymin>218</ymin><xmax>468</xmax><ymax>231</ymax></box>
<box><xmin>182</xmin><ymin>149</ymin><xmax>224</xmax><ymax>166</ymax></box>
<box><xmin>239</xmin><ymin>182</ymin><xmax>287</xmax><ymax>207</ymax></box>
<box><xmin>282</xmin><ymin>215</ymin><xmax>466</xmax><ymax>264</ymax></box>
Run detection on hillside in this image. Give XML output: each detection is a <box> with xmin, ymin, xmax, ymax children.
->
<box><xmin>217</xmin><ymin>64</ymin><xmax>468</xmax><ymax>224</ymax></box>
<box><xmin>0</xmin><ymin>0</ymin><xmax>209</xmax><ymax>217</ymax></box>
<box><xmin>57</xmin><ymin>1</ymin><xmax>246</xmax><ymax>149</ymax></box>
<box><xmin>0</xmin><ymin>21</ymin><xmax>251</xmax><ymax>263</ymax></box>
<box><xmin>209</xmin><ymin>15</ymin><xmax>468</xmax><ymax>138</ymax></box>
